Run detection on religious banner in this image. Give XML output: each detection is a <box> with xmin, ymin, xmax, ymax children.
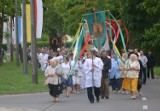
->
<box><xmin>26</xmin><ymin>4</ymin><xmax>31</xmax><ymax>42</ymax></box>
<box><xmin>35</xmin><ymin>0</ymin><xmax>43</xmax><ymax>39</ymax></box>
<box><xmin>12</xmin><ymin>16</ymin><xmax>23</xmax><ymax>45</ymax></box>
<box><xmin>26</xmin><ymin>1</ymin><xmax>43</xmax><ymax>43</ymax></box>
<box><xmin>85</xmin><ymin>11</ymin><xmax>107</xmax><ymax>51</ymax></box>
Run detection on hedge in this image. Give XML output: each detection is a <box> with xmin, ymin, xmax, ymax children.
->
<box><xmin>1</xmin><ymin>42</ymin><xmax>49</xmax><ymax>51</ymax></box>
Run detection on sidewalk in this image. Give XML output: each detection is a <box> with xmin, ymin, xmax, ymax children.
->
<box><xmin>0</xmin><ymin>107</ymin><xmax>38</xmax><ymax>111</ymax></box>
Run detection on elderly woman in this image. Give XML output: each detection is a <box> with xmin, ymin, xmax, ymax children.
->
<box><xmin>125</xmin><ymin>53</ymin><xmax>140</xmax><ymax>99</ymax></box>
<box><xmin>119</xmin><ymin>53</ymin><xmax>130</xmax><ymax>93</ymax></box>
<box><xmin>45</xmin><ymin>58</ymin><xmax>61</xmax><ymax>102</ymax></box>
<box><xmin>110</xmin><ymin>54</ymin><xmax>121</xmax><ymax>93</ymax></box>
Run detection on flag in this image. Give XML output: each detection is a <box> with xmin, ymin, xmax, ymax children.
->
<box><xmin>34</xmin><ymin>0</ymin><xmax>43</xmax><ymax>39</ymax></box>
<box><xmin>13</xmin><ymin>16</ymin><xmax>23</xmax><ymax>45</ymax></box>
<box><xmin>26</xmin><ymin>4</ymin><xmax>31</xmax><ymax>42</ymax></box>
<box><xmin>26</xmin><ymin>2</ymin><xmax>43</xmax><ymax>42</ymax></box>
<box><xmin>85</xmin><ymin>11</ymin><xmax>107</xmax><ymax>51</ymax></box>
<box><xmin>80</xmin><ymin>33</ymin><xmax>90</xmax><ymax>57</ymax></box>
<box><xmin>73</xmin><ymin>26</ymin><xmax>84</xmax><ymax>60</ymax></box>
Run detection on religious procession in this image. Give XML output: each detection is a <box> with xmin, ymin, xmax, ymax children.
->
<box><xmin>1</xmin><ymin>1</ymin><xmax>159</xmax><ymax>111</ymax></box>
<box><xmin>34</xmin><ymin>9</ymin><xmax>155</xmax><ymax>103</ymax></box>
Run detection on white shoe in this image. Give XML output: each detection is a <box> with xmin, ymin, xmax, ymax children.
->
<box><xmin>112</xmin><ymin>90</ymin><xmax>116</xmax><ymax>93</ymax></box>
<box><xmin>125</xmin><ymin>91</ymin><xmax>129</xmax><ymax>94</ymax></box>
<box><xmin>131</xmin><ymin>96</ymin><xmax>136</xmax><ymax>99</ymax></box>
<box><xmin>56</xmin><ymin>98</ymin><xmax>59</xmax><ymax>102</ymax></box>
<box><xmin>118</xmin><ymin>90</ymin><xmax>122</xmax><ymax>93</ymax></box>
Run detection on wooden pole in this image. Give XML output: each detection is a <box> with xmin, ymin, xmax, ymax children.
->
<box><xmin>93</xmin><ymin>7</ymin><xmax>100</xmax><ymax>53</ymax></box>
<box><xmin>15</xmin><ymin>0</ymin><xmax>19</xmax><ymax>67</ymax></box>
<box><xmin>30</xmin><ymin>0</ymin><xmax>38</xmax><ymax>84</ymax></box>
<box><xmin>22</xmin><ymin>0</ymin><xmax>28</xmax><ymax>74</ymax></box>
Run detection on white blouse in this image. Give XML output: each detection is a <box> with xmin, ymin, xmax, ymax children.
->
<box><xmin>45</xmin><ymin>66</ymin><xmax>61</xmax><ymax>85</ymax></box>
<box><xmin>61</xmin><ymin>62</ymin><xmax>70</xmax><ymax>79</ymax></box>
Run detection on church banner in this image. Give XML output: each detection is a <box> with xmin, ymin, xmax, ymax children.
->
<box><xmin>85</xmin><ymin>11</ymin><xmax>107</xmax><ymax>51</ymax></box>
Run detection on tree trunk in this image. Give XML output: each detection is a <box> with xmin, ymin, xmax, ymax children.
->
<box><xmin>9</xmin><ymin>16</ymin><xmax>13</xmax><ymax>62</ymax></box>
<box><xmin>15</xmin><ymin>0</ymin><xmax>19</xmax><ymax>67</ymax></box>
<box><xmin>22</xmin><ymin>0</ymin><xmax>28</xmax><ymax>74</ymax></box>
<box><xmin>30</xmin><ymin>0</ymin><xmax>38</xmax><ymax>84</ymax></box>
<box><xmin>0</xmin><ymin>10</ymin><xmax>4</xmax><ymax>65</ymax></box>
<box><xmin>19</xmin><ymin>44</ymin><xmax>23</xmax><ymax>62</ymax></box>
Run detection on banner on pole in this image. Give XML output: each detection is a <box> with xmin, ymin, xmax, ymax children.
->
<box><xmin>85</xmin><ymin>11</ymin><xmax>107</xmax><ymax>51</ymax></box>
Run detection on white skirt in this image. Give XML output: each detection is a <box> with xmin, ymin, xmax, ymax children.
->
<box><xmin>72</xmin><ymin>76</ymin><xmax>81</xmax><ymax>85</ymax></box>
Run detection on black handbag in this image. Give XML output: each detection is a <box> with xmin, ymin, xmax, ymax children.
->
<box><xmin>58</xmin><ymin>77</ymin><xmax>63</xmax><ymax>94</ymax></box>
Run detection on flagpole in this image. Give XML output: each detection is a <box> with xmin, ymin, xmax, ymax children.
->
<box><xmin>91</xmin><ymin>7</ymin><xmax>98</xmax><ymax>96</ymax></box>
<box><xmin>30</xmin><ymin>0</ymin><xmax>38</xmax><ymax>84</ymax></box>
<box><xmin>93</xmin><ymin>7</ymin><xmax>100</xmax><ymax>53</ymax></box>
<box><xmin>91</xmin><ymin>36</ymin><xmax>94</xmax><ymax>95</ymax></box>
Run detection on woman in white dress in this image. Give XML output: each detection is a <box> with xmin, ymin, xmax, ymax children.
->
<box><xmin>71</xmin><ymin>58</ymin><xmax>83</xmax><ymax>93</ymax></box>
<box><xmin>61</xmin><ymin>56</ymin><xmax>73</xmax><ymax>97</ymax></box>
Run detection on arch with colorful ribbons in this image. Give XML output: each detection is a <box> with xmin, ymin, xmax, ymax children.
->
<box><xmin>65</xmin><ymin>11</ymin><xmax>129</xmax><ymax>77</ymax></box>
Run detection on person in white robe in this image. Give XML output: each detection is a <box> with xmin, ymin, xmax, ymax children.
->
<box><xmin>80</xmin><ymin>58</ymin><xmax>86</xmax><ymax>89</ymax></box>
<box><xmin>39</xmin><ymin>49</ymin><xmax>49</xmax><ymax>71</ymax></box>
<box><xmin>83</xmin><ymin>50</ymin><xmax>104</xmax><ymax>103</ymax></box>
<box><xmin>71</xmin><ymin>57</ymin><xmax>83</xmax><ymax>94</ymax></box>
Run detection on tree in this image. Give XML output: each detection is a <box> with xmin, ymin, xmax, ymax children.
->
<box><xmin>119</xmin><ymin>0</ymin><xmax>158</xmax><ymax>49</ymax></box>
<box><xmin>141</xmin><ymin>0</ymin><xmax>160</xmax><ymax>65</ymax></box>
<box><xmin>43</xmin><ymin>0</ymin><xmax>64</xmax><ymax>36</ymax></box>
<box><xmin>53</xmin><ymin>0</ymin><xmax>119</xmax><ymax>35</ymax></box>
<box><xmin>0</xmin><ymin>0</ymin><xmax>14</xmax><ymax>64</ymax></box>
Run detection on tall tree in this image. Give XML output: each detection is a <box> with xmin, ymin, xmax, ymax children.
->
<box><xmin>30</xmin><ymin>0</ymin><xmax>38</xmax><ymax>84</ymax></box>
<box><xmin>119</xmin><ymin>0</ymin><xmax>153</xmax><ymax>48</ymax></box>
<box><xmin>22</xmin><ymin>0</ymin><xmax>28</xmax><ymax>74</ymax></box>
<box><xmin>43</xmin><ymin>0</ymin><xmax>64</xmax><ymax>36</ymax></box>
<box><xmin>0</xmin><ymin>0</ymin><xmax>14</xmax><ymax>64</ymax></box>
<box><xmin>15</xmin><ymin>0</ymin><xmax>20</xmax><ymax>67</ymax></box>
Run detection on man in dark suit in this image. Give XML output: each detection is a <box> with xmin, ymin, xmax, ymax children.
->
<box><xmin>100</xmin><ymin>50</ymin><xmax>111</xmax><ymax>99</ymax></box>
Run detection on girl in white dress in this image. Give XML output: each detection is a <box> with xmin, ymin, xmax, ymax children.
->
<box><xmin>61</xmin><ymin>57</ymin><xmax>73</xmax><ymax>97</ymax></box>
<box><xmin>71</xmin><ymin>58</ymin><xmax>83</xmax><ymax>93</ymax></box>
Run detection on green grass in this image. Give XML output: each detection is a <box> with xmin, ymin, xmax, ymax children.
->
<box><xmin>154</xmin><ymin>67</ymin><xmax>160</xmax><ymax>76</ymax></box>
<box><xmin>0</xmin><ymin>61</ymin><xmax>48</xmax><ymax>94</ymax></box>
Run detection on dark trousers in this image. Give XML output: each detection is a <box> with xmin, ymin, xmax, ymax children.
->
<box><xmin>137</xmin><ymin>73</ymin><xmax>143</xmax><ymax>91</ymax></box>
<box><xmin>110</xmin><ymin>77</ymin><xmax>121</xmax><ymax>91</ymax></box>
<box><xmin>87</xmin><ymin>87</ymin><xmax>100</xmax><ymax>102</ymax></box>
<box><xmin>142</xmin><ymin>67</ymin><xmax>147</xmax><ymax>84</ymax></box>
<box><xmin>147</xmin><ymin>67</ymin><xmax>154</xmax><ymax>79</ymax></box>
<box><xmin>100</xmin><ymin>78</ymin><xmax>109</xmax><ymax>97</ymax></box>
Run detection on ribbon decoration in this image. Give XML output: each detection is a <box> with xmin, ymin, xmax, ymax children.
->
<box><xmin>66</xmin><ymin>23</ymin><xmax>82</xmax><ymax>57</ymax></box>
<box><xmin>67</xmin><ymin>20</ymin><xmax>85</xmax><ymax>78</ymax></box>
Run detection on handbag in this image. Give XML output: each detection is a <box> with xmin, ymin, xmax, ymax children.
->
<box><xmin>58</xmin><ymin>77</ymin><xmax>63</xmax><ymax>94</ymax></box>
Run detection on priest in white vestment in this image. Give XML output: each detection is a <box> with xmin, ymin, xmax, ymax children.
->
<box><xmin>83</xmin><ymin>50</ymin><xmax>104</xmax><ymax>103</ymax></box>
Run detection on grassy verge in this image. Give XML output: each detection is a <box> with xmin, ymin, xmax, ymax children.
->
<box><xmin>0</xmin><ymin>61</ymin><xmax>48</xmax><ymax>94</ymax></box>
<box><xmin>154</xmin><ymin>66</ymin><xmax>160</xmax><ymax>76</ymax></box>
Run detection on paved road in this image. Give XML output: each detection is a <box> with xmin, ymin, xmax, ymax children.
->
<box><xmin>0</xmin><ymin>79</ymin><xmax>160</xmax><ymax>111</ymax></box>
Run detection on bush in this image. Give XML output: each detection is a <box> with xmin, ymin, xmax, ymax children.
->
<box><xmin>1</xmin><ymin>44</ymin><xmax>7</xmax><ymax>51</ymax></box>
<box><xmin>27</xmin><ymin>41</ymin><xmax>49</xmax><ymax>48</ymax></box>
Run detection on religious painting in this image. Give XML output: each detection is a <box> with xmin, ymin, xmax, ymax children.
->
<box><xmin>92</xmin><ymin>23</ymin><xmax>104</xmax><ymax>38</ymax></box>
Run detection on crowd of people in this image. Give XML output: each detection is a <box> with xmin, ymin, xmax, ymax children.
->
<box><xmin>27</xmin><ymin>47</ymin><xmax>155</xmax><ymax>103</ymax></box>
